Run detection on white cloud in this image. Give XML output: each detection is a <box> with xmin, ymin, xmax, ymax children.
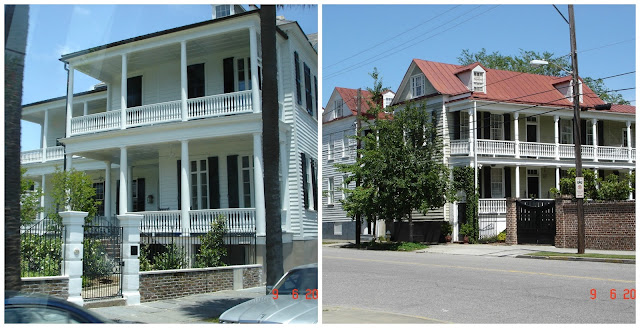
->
<box><xmin>73</xmin><ymin>6</ymin><xmax>91</xmax><ymax>16</ymax></box>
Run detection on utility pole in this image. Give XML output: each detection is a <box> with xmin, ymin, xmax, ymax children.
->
<box><xmin>569</xmin><ymin>5</ymin><xmax>585</xmax><ymax>254</ymax></box>
<box><xmin>355</xmin><ymin>88</ymin><xmax>362</xmax><ymax>246</ymax></box>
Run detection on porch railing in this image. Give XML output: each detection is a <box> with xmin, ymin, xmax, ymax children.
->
<box><xmin>190</xmin><ymin>208</ymin><xmax>256</xmax><ymax>233</ymax></box>
<box><xmin>479</xmin><ymin>198</ymin><xmax>507</xmax><ymax>214</ymax></box>
<box><xmin>451</xmin><ymin>139</ymin><xmax>635</xmax><ymax>162</ymax></box>
<box><xmin>140</xmin><ymin>211</ymin><xmax>181</xmax><ymax>233</ymax></box>
<box><xmin>70</xmin><ymin>110</ymin><xmax>121</xmax><ymax>135</ymax></box>
<box><xmin>21</xmin><ymin>146</ymin><xmax>65</xmax><ymax>164</ymax></box>
<box><xmin>126</xmin><ymin>100</ymin><xmax>181</xmax><ymax>127</ymax></box>
<box><xmin>187</xmin><ymin>90</ymin><xmax>253</xmax><ymax>119</ymax></box>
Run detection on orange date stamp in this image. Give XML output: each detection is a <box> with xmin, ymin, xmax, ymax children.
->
<box><xmin>271</xmin><ymin>288</ymin><xmax>318</xmax><ymax>300</ymax></box>
<box><xmin>590</xmin><ymin>289</ymin><xmax>635</xmax><ymax>300</ymax></box>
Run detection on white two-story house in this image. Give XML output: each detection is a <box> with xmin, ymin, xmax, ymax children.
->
<box><xmin>321</xmin><ymin>87</ymin><xmax>394</xmax><ymax>240</ymax></box>
<box><xmin>20</xmin><ymin>5</ymin><xmax>318</xmax><ymax>271</ymax></box>
<box><xmin>391</xmin><ymin>59</ymin><xmax>635</xmax><ymax>241</ymax></box>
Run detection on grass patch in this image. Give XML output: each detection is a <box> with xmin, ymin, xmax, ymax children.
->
<box><xmin>203</xmin><ymin>317</ymin><xmax>220</xmax><ymax>323</ymax></box>
<box><xmin>322</xmin><ymin>241</ymin><xmax>342</xmax><ymax>245</ymax></box>
<box><xmin>354</xmin><ymin>241</ymin><xmax>429</xmax><ymax>251</ymax></box>
<box><xmin>526</xmin><ymin>251</ymin><xmax>635</xmax><ymax>260</ymax></box>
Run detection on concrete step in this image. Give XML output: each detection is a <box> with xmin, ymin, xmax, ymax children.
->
<box><xmin>83</xmin><ymin>297</ymin><xmax>126</xmax><ymax>309</ymax></box>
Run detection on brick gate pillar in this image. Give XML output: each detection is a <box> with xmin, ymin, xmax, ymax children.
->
<box><xmin>505</xmin><ymin>198</ymin><xmax>517</xmax><ymax>245</ymax></box>
<box><xmin>119</xmin><ymin>214</ymin><xmax>143</xmax><ymax>305</ymax></box>
<box><xmin>60</xmin><ymin>211</ymin><xmax>88</xmax><ymax>306</ymax></box>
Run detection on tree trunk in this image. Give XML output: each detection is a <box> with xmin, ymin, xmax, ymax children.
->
<box><xmin>408</xmin><ymin>211</ymin><xmax>413</xmax><ymax>243</ymax></box>
<box><xmin>5</xmin><ymin>5</ymin><xmax>29</xmax><ymax>292</ymax></box>
<box><xmin>260</xmin><ymin>5</ymin><xmax>284</xmax><ymax>290</ymax></box>
<box><xmin>355</xmin><ymin>215</ymin><xmax>361</xmax><ymax>245</ymax></box>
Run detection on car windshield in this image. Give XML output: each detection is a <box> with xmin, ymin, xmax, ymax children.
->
<box><xmin>272</xmin><ymin>267</ymin><xmax>317</xmax><ymax>294</ymax></box>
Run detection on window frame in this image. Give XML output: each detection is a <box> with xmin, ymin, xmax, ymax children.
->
<box><xmin>411</xmin><ymin>74</ymin><xmax>425</xmax><ymax>98</ymax></box>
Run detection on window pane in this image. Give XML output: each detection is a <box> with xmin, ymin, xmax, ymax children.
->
<box><xmin>242</xmin><ymin>156</ymin><xmax>249</xmax><ymax>168</ymax></box>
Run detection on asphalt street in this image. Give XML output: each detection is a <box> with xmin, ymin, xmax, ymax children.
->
<box><xmin>322</xmin><ymin>246</ymin><xmax>636</xmax><ymax>324</ymax></box>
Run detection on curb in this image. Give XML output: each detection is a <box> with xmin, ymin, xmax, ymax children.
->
<box><xmin>515</xmin><ymin>255</ymin><xmax>635</xmax><ymax>264</ymax></box>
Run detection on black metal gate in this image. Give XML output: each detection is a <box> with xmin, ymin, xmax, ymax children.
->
<box><xmin>223</xmin><ymin>232</ymin><xmax>257</xmax><ymax>265</ymax></box>
<box><xmin>516</xmin><ymin>199</ymin><xmax>556</xmax><ymax>245</ymax></box>
<box><xmin>82</xmin><ymin>225</ymin><xmax>123</xmax><ymax>300</ymax></box>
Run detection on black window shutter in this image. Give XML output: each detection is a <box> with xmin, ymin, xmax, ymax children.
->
<box><xmin>136</xmin><ymin>178</ymin><xmax>145</xmax><ymax>212</ymax></box>
<box><xmin>580</xmin><ymin>119</ymin><xmax>587</xmax><ymax>145</ymax></box>
<box><xmin>187</xmin><ymin>63</ymin><xmax>205</xmax><ymax>99</ymax></box>
<box><xmin>483</xmin><ymin>112</ymin><xmax>490</xmax><ymax>140</ymax></box>
<box><xmin>127</xmin><ymin>76</ymin><xmax>142</xmax><ymax>108</ymax></box>
<box><xmin>598</xmin><ymin>169</ymin><xmax>605</xmax><ymax>180</ymax></box>
<box><xmin>311</xmin><ymin>159</ymin><xmax>317</xmax><ymax>210</ymax></box>
<box><xmin>503</xmin><ymin>113</ymin><xmax>511</xmax><ymax>140</ymax></box>
<box><xmin>116</xmin><ymin>180</ymin><xmax>120</xmax><ymax>215</ymax></box>
<box><xmin>301</xmin><ymin>153</ymin><xmax>308</xmax><ymax>209</ymax></box>
<box><xmin>223</xmin><ymin>57</ymin><xmax>234</xmax><ymax>93</ymax></box>
<box><xmin>208</xmin><ymin>157</ymin><xmax>220</xmax><ymax>209</ymax></box>
<box><xmin>483</xmin><ymin>167</ymin><xmax>491</xmax><ymax>198</ymax></box>
<box><xmin>227</xmin><ymin>155</ymin><xmax>239</xmax><ymax>208</ymax></box>
<box><xmin>504</xmin><ymin>167</ymin><xmax>511</xmax><ymax>197</ymax></box>
<box><xmin>453</xmin><ymin>111</ymin><xmax>460</xmax><ymax>140</ymax></box>
<box><xmin>177</xmin><ymin>160</ymin><xmax>181</xmax><ymax>210</ymax></box>
<box><xmin>597</xmin><ymin>120</ymin><xmax>604</xmax><ymax>146</ymax></box>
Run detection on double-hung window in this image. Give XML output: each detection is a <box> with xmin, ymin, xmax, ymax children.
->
<box><xmin>411</xmin><ymin>74</ymin><xmax>425</xmax><ymax>98</ymax></box>
<box><xmin>490</xmin><ymin>114</ymin><xmax>503</xmax><ymax>140</ymax></box>
<box><xmin>327</xmin><ymin>177</ymin><xmax>334</xmax><ymax>205</ymax></box>
<box><xmin>335</xmin><ymin>99</ymin><xmax>343</xmax><ymax>118</ymax></box>
<box><xmin>561</xmin><ymin>119</ymin><xmax>573</xmax><ymax>144</ymax></box>
<box><xmin>190</xmin><ymin>160</ymin><xmax>208</xmax><ymax>210</ymax></box>
<box><xmin>460</xmin><ymin>112</ymin><xmax>469</xmax><ymax>139</ymax></box>
<box><xmin>294</xmin><ymin>52</ymin><xmax>302</xmax><ymax>105</ymax></box>
<box><xmin>491</xmin><ymin>168</ymin><xmax>503</xmax><ymax>198</ymax></box>
<box><xmin>304</xmin><ymin>63</ymin><xmax>313</xmax><ymax>116</ymax></box>
<box><xmin>473</xmin><ymin>71</ymin><xmax>485</xmax><ymax>92</ymax></box>
<box><xmin>328</xmin><ymin>134</ymin><xmax>334</xmax><ymax>160</ymax></box>
<box><xmin>342</xmin><ymin>131</ymin><xmax>349</xmax><ymax>157</ymax></box>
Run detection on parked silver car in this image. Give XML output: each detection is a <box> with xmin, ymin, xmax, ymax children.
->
<box><xmin>219</xmin><ymin>263</ymin><xmax>318</xmax><ymax>324</ymax></box>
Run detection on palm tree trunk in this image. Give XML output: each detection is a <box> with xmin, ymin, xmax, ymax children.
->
<box><xmin>5</xmin><ymin>5</ymin><xmax>30</xmax><ymax>291</ymax></box>
<box><xmin>260</xmin><ymin>5</ymin><xmax>284</xmax><ymax>289</ymax></box>
<box><xmin>408</xmin><ymin>211</ymin><xmax>413</xmax><ymax>243</ymax></box>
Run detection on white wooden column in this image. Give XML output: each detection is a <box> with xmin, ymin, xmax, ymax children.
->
<box><xmin>121</xmin><ymin>54</ymin><xmax>127</xmax><ymax>130</ymax></box>
<box><xmin>104</xmin><ymin>161</ymin><xmax>112</xmax><ymax>218</ymax></box>
<box><xmin>629</xmin><ymin>169</ymin><xmax>634</xmax><ymax>200</ymax></box>
<box><xmin>106</xmin><ymin>82</ymin><xmax>111</xmax><ymax>110</ymax></box>
<box><xmin>40</xmin><ymin>175</ymin><xmax>46</xmax><ymax>220</ymax></box>
<box><xmin>592</xmin><ymin>118</ymin><xmax>598</xmax><ymax>162</ymax></box>
<box><xmin>467</xmin><ymin>109</ymin><xmax>474</xmax><ymax>156</ymax></box>
<box><xmin>42</xmin><ymin>109</ymin><xmax>49</xmax><ymax>162</ymax></box>
<box><xmin>279</xmin><ymin>134</ymin><xmax>290</xmax><ymax>232</ymax></box>
<box><xmin>180</xmin><ymin>140</ymin><xmax>190</xmax><ymax>233</ymax></box>
<box><xmin>66</xmin><ymin>67</ymin><xmax>74</xmax><ymax>137</ymax></box>
<box><xmin>180</xmin><ymin>40</ymin><xmax>188</xmax><ymax>121</ymax></box>
<box><xmin>514</xmin><ymin>113</ymin><xmax>520</xmax><ymax>158</ymax></box>
<box><xmin>555</xmin><ymin>167</ymin><xmax>560</xmax><ymax>191</ymax></box>
<box><xmin>554</xmin><ymin>115</ymin><xmax>560</xmax><ymax>160</ymax></box>
<box><xmin>249</xmin><ymin>26</ymin><xmax>261</xmax><ymax>113</ymax></box>
<box><xmin>515</xmin><ymin>165</ymin><xmax>520</xmax><ymax>198</ymax></box>
<box><xmin>119</xmin><ymin>147</ymin><xmax>128</xmax><ymax>215</ymax></box>
<box><xmin>83</xmin><ymin>101</ymin><xmax>88</xmax><ymax>116</ymax></box>
<box><xmin>65</xmin><ymin>154</ymin><xmax>73</xmax><ymax>211</ymax></box>
<box><xmin>127</xmin><ymin>166</ymin><xmax>133</xmax><ymax>212</ymax></box>
<box><xmin>627</xmin><ymin>121</ymin><xmax>632</xmax><ymax>163</ymax></box>
<box><xmin>253</xmin><ymin>132</ymin><xmax>266</xmax><ymax>236</ymax></box>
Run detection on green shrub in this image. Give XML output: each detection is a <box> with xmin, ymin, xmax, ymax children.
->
<box><xmin>195</xmin><ymin>215</ymin><xmax>227</xmax><ymax>268</ymax></box>
<box><xmin>21</xmin><ymin>234</ymin><xmax>62</xmax><ymax>277</ymax></box>
<box><xmin>82</xmin><ymin>238</ymin><xmax>115</xmax><ymax>284</ymax></box>
<box><xmin>497</xmin><ymin>229</ymin><xmax>506</xmax><ymax>242</ymax></box>
<box><xmin>152</xmin><ymin>244</ymin><xmax>187</xmax><ymax>270</ymax></box>
<box><xmin>440</xmin><ymin>221</ymin><xmax>452</xmax><ymax>236</ymax></box>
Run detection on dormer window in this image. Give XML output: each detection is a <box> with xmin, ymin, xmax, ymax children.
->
<box><xmin>335</xmin><ymin>99</ymin><xmax>343</xmax><ymax>117</ymax></box>
<box><xmin>411</xmin><ymin>74</ymin><xmax>425</xmax><ymax>98</ymax></box>
<box><xmin>473</xmin><ymin>71</ymin><xmax>485</xmax><ymax>92</ymax></box>
<box><xmin>383</xmin><ymin>97</ymin><xmax>392</xmax><ymax>108</ymax></box>
<box><xmin>214</xmin><ymin>5</ymin><xmax>231</xmax><ymax>19</ymax></box>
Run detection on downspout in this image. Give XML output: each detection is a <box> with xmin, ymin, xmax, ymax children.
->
<box><xmin>62</xmin><ymin>62</ymin><xmax>70</xmax><ymax>173</ymax></box>
<box><xmin>473</xmin><ymin>101</ymin><xmax>478</xmax><ymax>192</ymax></box>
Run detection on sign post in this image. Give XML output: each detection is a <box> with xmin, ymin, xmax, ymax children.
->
<box><xmin>575</xmin><ymin>177</ymin><xmax>584</xmax><ymax>199</ymax></box>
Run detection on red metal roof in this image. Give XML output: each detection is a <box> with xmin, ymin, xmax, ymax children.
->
<box><xmin>335</xmin><ymin>87</ymin><xmax>389</xmax><ymax>119</ymax></box>
<box><xmin>607</xmin><ymin>104</ymin><xmax>636</xmax><ymax>114</ymax></box>
<box><xmin>412</xmin><ymin>59</ymin><xmax>610</xmax><ymax>110</ymax></box>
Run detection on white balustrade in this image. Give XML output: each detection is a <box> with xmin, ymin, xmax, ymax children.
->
<box><xmin>45</xmin><ymin>146</ymin><xmax>65</xmax><ymax>161</ymax></box>
<box><xmin>450</xmin><ymin>140</ymin><xmax>470</xmax><ymax>155</ymax></box>
<box><xmin>478</xmin><ymin>198</ymin><xmax>507</xmax><ymax>214</ymax></box>
<box><xmin>21</xmin><ymin>149</ymin><xmax>43</xmax><ymax>164</ymax></box>
<box><xmin>581</xmin><ymin>145</ymin><xmax>595</xmax><ymax>159</ymax></box>
<box><xmin>71</xmin><ymin>110</ymin><xmax>121</xmax><ymax>135</ymax></box>
<box><xmin>139</xmin><ymin>211</ymin><xmax>181</xmax><ymax>233</ymax></box>
<box><xmin>558</xmin><ymin>144</ymin><xmax>575</xmax><ymax>158</ymax></box>
<box><xmin>187</xmin><ymin>90</ymin><xmax>253</xmax><ymax>119</ymax></box>
<box><xmin>189</xmin><ymin>208</ymin><xmax>256</xmax><ymax>233</ymax></box>
<box><xmin>476</xmin><ymin>140</ymin><xmax>515</xmax><ymax>156</ymax></box>
<box><xmin>126</xmin><ymin>100</ymin><xmax>181</xmax><ymax>127</ymax></box>
<box><xmin>519</xmin><ymin>142</ymin><xmax>555</xmax><ymax>158</ymax></box>
<box><xmin>597</xmin><ymin>146</ymin><xmax>629</xmax><ymax>161</ymax></box>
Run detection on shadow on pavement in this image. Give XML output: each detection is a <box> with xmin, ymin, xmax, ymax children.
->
<box><xmin>178</xmin><ymin>297</ymin><xmax>257</xmax><ymax>320</ymax></box>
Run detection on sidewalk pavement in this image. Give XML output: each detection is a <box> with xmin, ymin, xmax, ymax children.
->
<box><xmin>89</xmin><ymin>286</ymin><xmax>265</xmax><ymax>324</ymax></box>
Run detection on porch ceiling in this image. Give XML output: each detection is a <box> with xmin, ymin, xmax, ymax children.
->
<box><xmin>72</xmin><ymin>29</ymin><xmax>250</xmax><ymax>83</ymax></box>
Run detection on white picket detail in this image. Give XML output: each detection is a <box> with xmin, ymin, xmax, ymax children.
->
<box><xmin>519</xmin><ymin>142</ymin><xmax>555</xmax><ymax>158</ymax></box>
<box><xmin>71</xmin><ymin>110</ymin><xmax>121</xmax><ymax>135</ymax></box>
<box><xmin>126</xmin><ymin>100</ymin><xmax>181</xmax><ymax>127</ymax></box>
<box><xmin>139</xmin><ymin>211</ymin><xmax>181</xmax><ymax>233</ymax></box>
<box><xmin>189</xmin><ymin>208</ymin><xmax>256</xmax><ymax>233</ymax></box>
<box><xmin>479</xmin><ymin>198</ymin><xmax>507</xmax><ymax>214</ymax></box>
<box><xmin>450</xmin><ymin>140</ymin><xmax>470</xmax><ymax>155</ymax></box>
<box><xmin>187</xmin><ymin>90</ymin><xmax>253</xmax><ymax>119</ymax></box>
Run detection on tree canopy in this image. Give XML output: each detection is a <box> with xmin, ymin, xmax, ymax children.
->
<box><xmin>458</xmin><ymin>48</ymin><xmax>630</xmax><ymax>105</ymax></box>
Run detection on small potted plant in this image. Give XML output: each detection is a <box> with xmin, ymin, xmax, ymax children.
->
<box><xmin>440</xmin><ymin>221</ymin><xmax>452</xmax><ymax>243</ymax></box>
<box><xmin>459</xmin><ymin>223</ymin><xmax>474</xmax><ymax>244</ymax></box>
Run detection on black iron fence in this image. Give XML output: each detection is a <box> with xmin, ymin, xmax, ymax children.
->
<box><xmin>82</xmin><ymin>224</ymin><xmax>123</xmax><ymax>300</ymax></box>
<box><xmin>140</xmin><ymin>226</ymin><xmax>256</xmax><ymax>271</ymax></box>
<box><xmin>20</xmin><ymin>218</ymin><xmax>65</xmax><ymax>278</ymax></box>
<box><xmin>478</xmin><ymin>213</ymin><xmax>504</xmax><ymax>241</ymax></box>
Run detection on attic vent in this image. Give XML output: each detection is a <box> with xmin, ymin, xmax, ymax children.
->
<box><xmin>473</xmin><ymin>71</ymin><xmax>485</xmax><ymax>92</ymax></box>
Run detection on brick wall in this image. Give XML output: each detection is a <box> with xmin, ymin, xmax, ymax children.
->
<box><xmin>21</xmin><ymin>276</ymin><xmax>69</xmax><ymax>299</ymax></box>
<box><xmin>139</xmin><ymin>264</ymin><xmax>262</xmax><ymax>302</ymax></box>
<box><xmin>505</xmin><ymin>198</ymin><xmax>517</xmax><ymax>245</ymax></box>
<box><xmin>555</xmin><ymin>199</ymin><xmax>635</xmax><ymax>251</ymax></box>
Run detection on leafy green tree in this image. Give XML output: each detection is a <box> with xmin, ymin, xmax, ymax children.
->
<box><xmin>20</xmin><ymin>167</ymin><xmax>43</xmax><ymax>225</ymax></box>
<box><xmin>195</xmin><ymin>215</ymin><xmax>228</xmax><ymax>268</ymax></box>
<box><xmin>49</xmin><ymin>167</ymin><xmax>100</xmax><ymax>223</ymax></box>
<box><xmin>597</xmin><ymin>174</ymin><xmax>633</xmax><ymax>201</ymax></box>
<box><xmin>458</xmin><ymin>48</ymin><xmax>630</xmax><ymax>104</ymax></box>
<box><xmin>557</xmin><ymin>168</ymin><xmax>633</xmax><ymax>201</ymax></box>
<box><xmin>558</xmin><ymin>168</ymin><xmax>598</xmax><ymax>199</ymax></box>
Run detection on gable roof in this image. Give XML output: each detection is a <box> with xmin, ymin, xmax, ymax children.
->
<box><xmin>411</xmin><ymin>59</ymin><xmax>608</xmax><ymax>109</ymax></box>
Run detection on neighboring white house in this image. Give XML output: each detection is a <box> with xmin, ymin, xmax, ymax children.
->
<box><xmin>390</xmin><ymin>59</ymin><xmax>635</xmax><ymax>241</ymax></box>
<box><xmin>20</xmin><ymin>6</ymin><xmax>318</xmax><ymax>272</ymax></box>
<box><xmin>321</xmin><ymin>87</ymin><xmax>394</xmax><ymax>240</ymax></box>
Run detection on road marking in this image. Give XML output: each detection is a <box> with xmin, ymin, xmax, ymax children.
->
<box><xmin>324</xmin><ymin>256</ymin><xmax>635</xmax><ymax>283</ymax></box>
<box><xmin>323</xmin><ymin>305</ymin><xmax>453</xmax><ymax>324</ymax></box>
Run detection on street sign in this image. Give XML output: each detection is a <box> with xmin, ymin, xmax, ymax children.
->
<box><xmin>575</xmin><ymin>177</ymin><xmax>584</xmax><ymax>199</ymax></box>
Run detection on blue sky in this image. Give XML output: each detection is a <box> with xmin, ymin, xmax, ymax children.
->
<box><xmin>322</xmin><ymin>4</ymin><xmax>636</xmax><ymax>108</ymax></box>
<box><xmin>20</xmin><ymin>4</ymin><xmax>317</xmax><ymax>151</ymax></box>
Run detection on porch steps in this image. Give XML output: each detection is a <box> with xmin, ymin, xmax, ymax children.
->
<box><xmin>83</xmin><ymin>297</ymin><xmax>126</xmax><ymax>309</ymax></box>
